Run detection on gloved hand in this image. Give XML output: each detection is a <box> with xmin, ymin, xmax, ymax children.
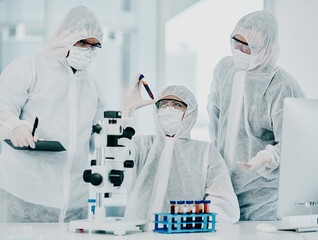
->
<box><xmin>121</xmin><ymin>73</ymin><xmax>156</xmax><ymax>118</ymax></box>
<box><xmin>238</xmin><ymin>150</ymin><xmax>272</xmax><ymax>171</ymax></box>
<box><xmin>9</xmin><ymin>124</ymin><xmax>38</xmax><ymax>148</ymax></box>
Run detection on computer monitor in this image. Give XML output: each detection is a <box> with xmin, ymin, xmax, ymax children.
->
<box><xmin>278</xmin><ymin>98</ymin><xmax>318</xmax><ymax>219</ymax></box>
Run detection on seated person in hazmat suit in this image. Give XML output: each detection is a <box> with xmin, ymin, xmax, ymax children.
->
<box><xmin>0</xmin><ymin>6</ymin><xmax>107</xmax><ymax>222</ymax></box>
<box><xmin>121</xmin><ymin>74</ymin><xmax>240</xmax><ymax>224</ymax></box>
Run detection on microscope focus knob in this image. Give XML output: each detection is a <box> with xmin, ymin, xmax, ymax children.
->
<box><xmin>124</xmin><ymin>160</ymin><xmax>134</xmax><ymax>168</ymax></box>
<box><xmin>92</xmin><ymin>124</ymin><xmax>102</xmax><ymax>134</ymax></box>
<box><xmin>109</xmin><ymin>170</ymin><xmax>124</xmax><ymax>187</ymax></box>
<box><xmin>90</xmin><ymin>173</ymin><xmax>103</xmax><ymax>186</ymax></box>
<box><xmin>91</xmin><ymin>159</ymin><xmax>96</xmax><ymax>166</ymax></box>
<box><xmin>83</xmin><ymin>170</ymin><xmax>92</xmax><ymax>183</ymax></box>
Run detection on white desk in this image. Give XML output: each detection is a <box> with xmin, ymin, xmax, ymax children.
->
<box><xmin>1</xmin><ymin>221</ymin><xmax>318</xmax><ymax>240</ymax></box>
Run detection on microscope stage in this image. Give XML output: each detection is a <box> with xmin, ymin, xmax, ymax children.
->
<box><xmin>69</xmin><ymin>217</ymin><xmax>148</xmax><ymax>236</ymax></box>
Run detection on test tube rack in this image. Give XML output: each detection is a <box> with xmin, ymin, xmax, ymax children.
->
<box><xmin>153</xmin><ymin>213</ymin><xmax>217</xmax><ymax>234</ymax></box>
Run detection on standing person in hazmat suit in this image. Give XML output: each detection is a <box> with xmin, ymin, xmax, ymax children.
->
<box><xmin>207</xmin><ymin>10</ymin><xmax>304</xmax><ymax>221</ymax></box>
<box><xmin>0</xmin><ymin>6</ymin><xmax>107</xmax><ymax>222</ymax></box>
<box><xmin>121</xmin><ymin>74</ymin><xmax>240</xmax><ymax>224</ymax></box>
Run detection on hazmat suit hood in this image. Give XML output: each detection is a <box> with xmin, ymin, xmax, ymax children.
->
<box><xmin>154</xmin><ymin>85</ymin><xmax>198</xmax><ymax>139</ymax></box>
<box><xmin>230</xmin><ymin>10</ymin><xmax>279</xmax><ymax>73</ymax></box>
<box><xmin>43</xmin><ymin>5</ymin><xmax>103</xmax><ymax>59</ymax></box>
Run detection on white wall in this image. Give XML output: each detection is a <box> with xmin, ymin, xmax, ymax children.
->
<box><xmin>166</xmin><ymin>0</ymin><xmax>263</xmax><ymax>141</ymax></box>
<box><xmin>270</xmin><ymin>0</ymin><xmax>318</xmax><ymax>98</ymax></box>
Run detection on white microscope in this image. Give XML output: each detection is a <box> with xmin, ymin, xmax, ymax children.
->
<box><xmin>69</xmin><ymin>111</ymin><xmax>147</xmax><ymax>235</ymax></box>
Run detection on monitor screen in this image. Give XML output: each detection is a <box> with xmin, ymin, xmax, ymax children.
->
<box><xmin>277</xmin><ymin>98</ymin><xmax>318</xmax><ymax>217</ymax></box>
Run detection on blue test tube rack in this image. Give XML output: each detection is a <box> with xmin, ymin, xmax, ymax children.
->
<box><xmin>153</xmin><ymin>212</ymin><xmax>217</xmax><ymax>234</ymax></box>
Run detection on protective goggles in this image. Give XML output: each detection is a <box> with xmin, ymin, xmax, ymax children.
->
<box><xmin>232</xmin><ymin>36</ymin><xmax>250</xmax><ymax>53</ymax></box>
<box><xmin>156</xmin><ymin>99</ymin><xmax>187</xmax><ymax>111</ymax></box>
<box><xmin>76</xmin><ymin>39</ymin><xmax>102</xmax><ymax>50</ymax></box>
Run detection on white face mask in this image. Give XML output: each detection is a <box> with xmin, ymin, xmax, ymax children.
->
<box><xmin>157</xmin><ymin>107</ymin><xmax>184</xmax><ymax>137</ymax></box>
<box><xmin>232</xmin><ymin>48</ymin><xmax>258</xmax><ymax>71</ymax></box>
<box><xmin>66</xmin><ymin>46</ymin><xmax>97</xmax><ymax>70</ymax></box>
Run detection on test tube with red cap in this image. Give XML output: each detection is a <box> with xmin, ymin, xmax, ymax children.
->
<box><xmin>195</xmin><ymin>200</ymin><xmax>203</xmax><ymax>229</ymax></box>
<box><xmin>203</xmin><ymin>200</ymin><xmax>211</xmax><ymax>228</ymax></box>
<box><xmin>170</xmin><ymin>200</ymin><xmax>177</xmax><ymax>230</ymax></box>
<box><xmin>177</xmin><ymin>201</ymin><xmax>185</xmax><ymax>229</ymax></box>
<box><xmin>139</xmin><ymin>74</ymin><xmax>154</xmax><ymax>99</ymax></box>
<box><xmin>186</xmin><ymin>200</ymin><xmax>193</xmax><ymax>229</ymax></box>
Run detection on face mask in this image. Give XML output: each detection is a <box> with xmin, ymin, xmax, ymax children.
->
<box><xmin>232</xmin><ymin>48</ymin><xmax>258</xmax><ymax>71</ymax></box>
<box><xmin>157</xmin><ymin>107</ymin><xmax>184</xmax><ymax>136</ymax></box>
<box><xmin>66</xmin><ymin>46</ymin><xmax>97</xmax><ymax>70</ymax></box>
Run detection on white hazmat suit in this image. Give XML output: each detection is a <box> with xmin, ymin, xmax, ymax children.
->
<box><xmin>207</xmin><ymin>10</ymin><xmax>304</xmax><ymax>220</ymax></box>
<box><xmin>0</xmin><ymin>6</ymin><xmax>107</xmax><ymax>222</ymax></box>
<box><xmin>125</xmin><ymin>85</ymin><xmax>240</xmax><ymax>224</ymax></box>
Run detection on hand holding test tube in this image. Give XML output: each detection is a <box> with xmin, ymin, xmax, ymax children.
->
<box><xmin>121</xmin><ymin>73</ymin><xmax>156</xmax><ymax>118</ymax></box>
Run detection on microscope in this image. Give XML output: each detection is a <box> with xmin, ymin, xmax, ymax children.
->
<box><xmin>69</xmin><ymin>111</ymin><xmax>147</xmax><ymax>235</ymax></box>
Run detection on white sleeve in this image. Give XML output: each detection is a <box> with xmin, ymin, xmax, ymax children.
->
<box><xmin>257</xmin><ymin>80</ymin><xmax>304</xmax><ymax>178</ymax></box>
<box><xmin>0</xmin><ymin>55</ymin><xmax>35</xmax><ymax>113</ymax></box>
<box><xmin>122</xmin><ymin>116</ymin><xmax>137</xmax><ymax>130</ymax></box>
<box><xmin>89</xmin><ymin>78</ymin><xmax>109</xmax><ymax>155</ymax></box>
<box><xmin>207</xmin><ymin>67</ymin><xmax>220</xmax><ymax>147</ymax></box>
<box><xmin>0</xmin><ymin>55</ymin><xmax>35</xmax><ymax>140</ymax></box>
<box><xmin>122</xmin><ymin>135</ymin><xmax>153</xmax><ymax>196</ymax></box>
<box><xmin>205</xmin><ymin>145</ymin><xmax>240</xmax><ymax>225</ymax></box>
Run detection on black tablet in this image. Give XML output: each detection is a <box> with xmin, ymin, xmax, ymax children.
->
<box><xmin>4</xmin><ymin>139</ymin><xmax>66</xmax><ymax>152</ymax></box>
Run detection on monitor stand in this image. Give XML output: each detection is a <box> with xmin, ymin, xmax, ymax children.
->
<box><xmin>277</xmin><ymin>215</ymin><xmax>318</xmax><ymax>233</ymax></box>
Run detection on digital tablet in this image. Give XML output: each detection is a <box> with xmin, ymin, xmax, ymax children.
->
<box><xmin>4</xmin><ymin>139</ymin><xmax>66</xmax><ymax>152</ymax></box>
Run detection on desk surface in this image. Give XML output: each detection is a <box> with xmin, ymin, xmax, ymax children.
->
<box><xmin>1</xmin><ymin>221</ymin><xmax>318</xmax><ymax>240</ymax></box>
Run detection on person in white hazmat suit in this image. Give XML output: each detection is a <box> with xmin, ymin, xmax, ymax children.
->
<box><xmin>121</xmin><ymin>74</ymin><xmax>240</xmax><ymax>224</ymax></box>
<box><xmin>0</xmin><ymin>6</ymin><xmax>107</xmax><ymax>222</ymax></box>
<box><xmin>207</xmin><ymin>10</ymin><xmax>304</xmax><ymax>220</ymax></box>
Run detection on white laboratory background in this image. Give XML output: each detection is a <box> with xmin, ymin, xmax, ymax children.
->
<box><xmin>0</xmin><ymin>0</ymin><xmax>317</xmax><ymax>153</ymax></box>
